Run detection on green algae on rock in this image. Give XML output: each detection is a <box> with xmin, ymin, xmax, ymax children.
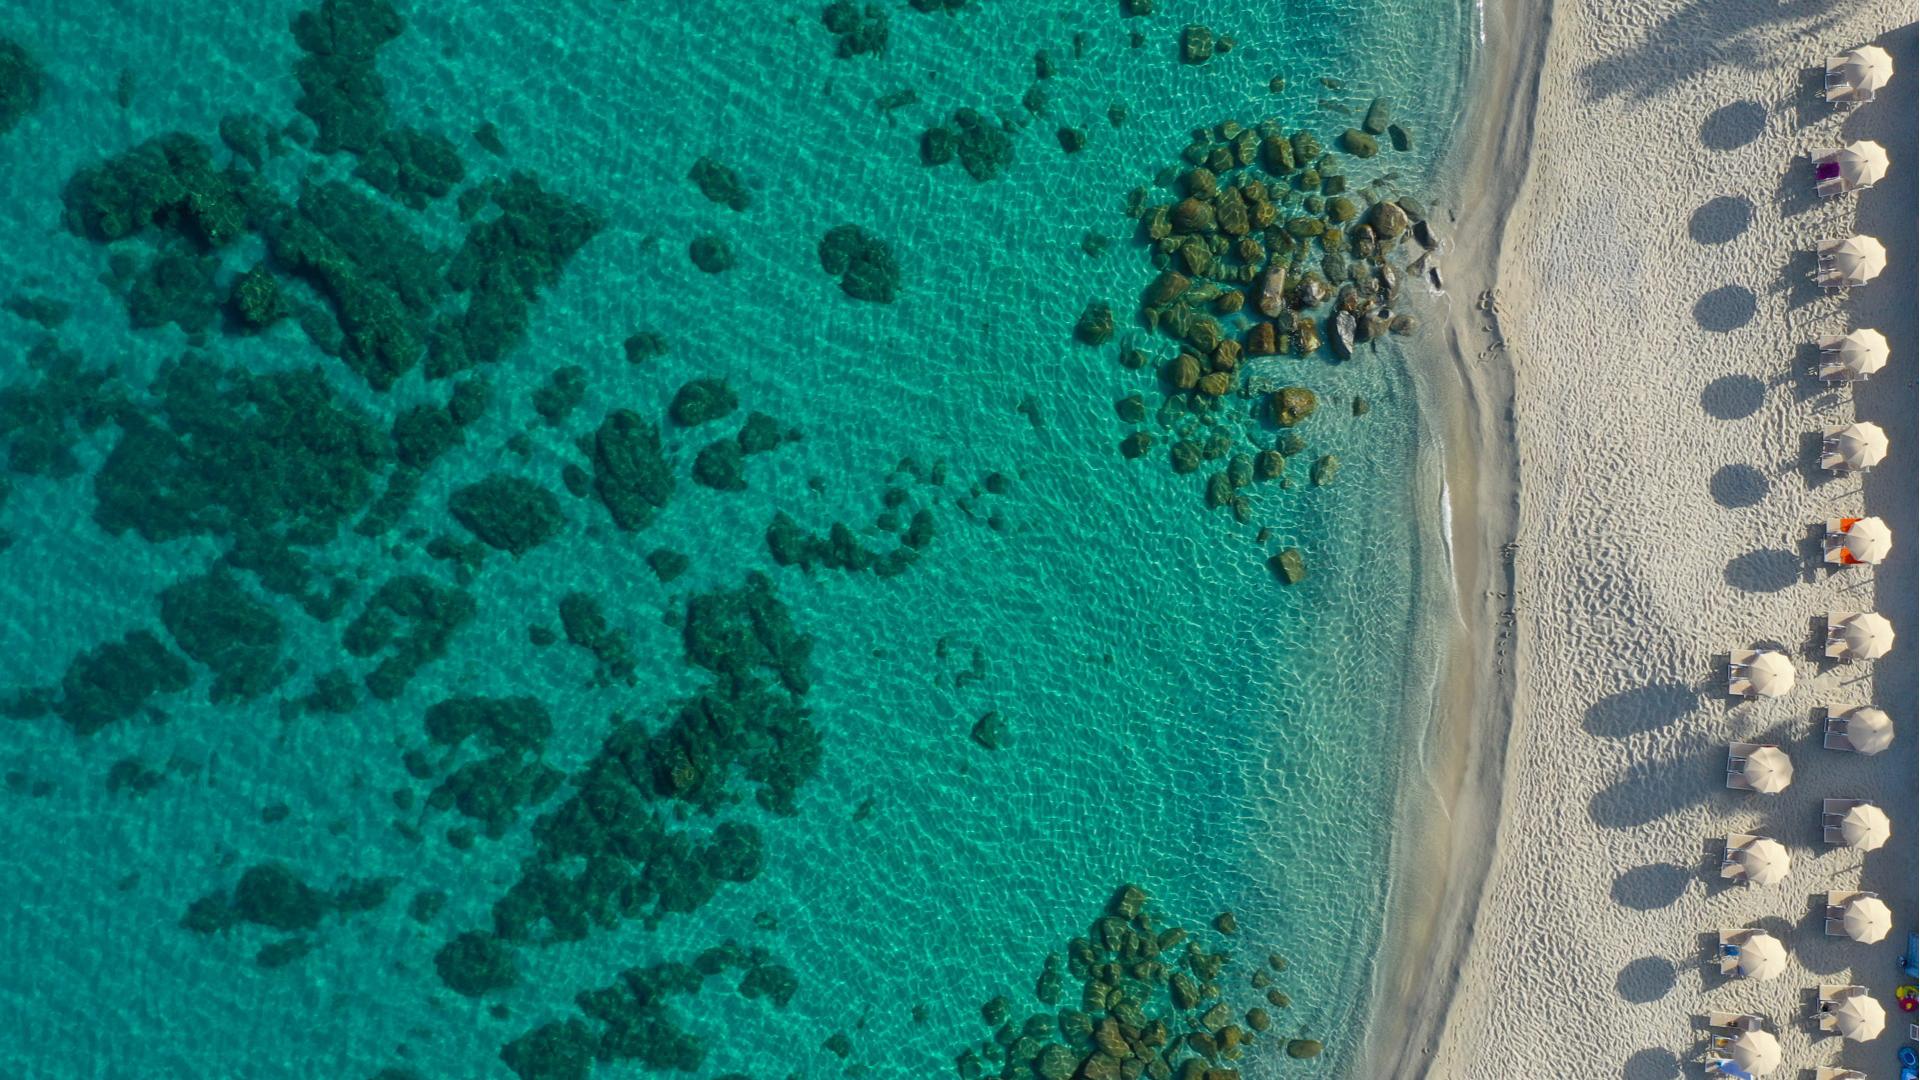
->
<box><xmin>291</xmin><ymin>0</ymin><xmax>406</xmax><ymax>155</ymax></box>
<box><xmin>159</xmin><ymin>572</ymin><xmax>285</xmax><ymax>703</ymax></box>
<box><xmin>818</xmin><ymin>224</ymin><xmax>900</xmax><ymax>302</ymax></box>
<box><xmin>183</xmin><ymin>862</ymin><xmax>395</xmax><ymax>941</ymax></box>
<box><xmin>820</xmin><ymin>1</ymin><xmax>888</xmax><ymax>58</ymax></box>
<box><xmin>449</xmin><ymin>474</ymin><xmax>564</xmax><ymax>556</ymax></box>
<box><xmin>342</xmin><ymin>574</ymin><xmax>475</xmax><ymax>699</ymax></box>
<box><xmin>93</xmin><ymin>358</ymin><xmax>386</xmax><ymax>544</ymax></box>
<box><xmin>588</xmin><ymin>409</ymin><xmax>674</xmax><ymax>530</ymax></box>
<box><xmin>435</xmin><ymin>929</ymin><xmax>521</xmax><ymax>997</ymax></box>
<box><xmin>47</xmin><ymin>629</ymin><xmax>190</xmax><ymax>736</ymax></box>
<box><xmin>688</xmin><ymin>155</ymin><xmax>751</xmax><ymax>211</ymax></box>
<box><xmin>0</xmin><ymin>36</ymin><xmax>42</xmax><ymax>136</ymax></box>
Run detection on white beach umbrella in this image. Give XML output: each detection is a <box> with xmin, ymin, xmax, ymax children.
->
<box><xmin>1831</xmin><ymin>612</ymin><xmax>1895</xmax><ymax>660</ymax></box>
<box><xmin>1820</xmin><ymin>235</ymin><xmax>1887</xmax><ymax>286</ymax></box>
<box><xmin>1741</xmin><ymin>746</ymin><xmax>1794</xmax><ymax>794</ymax></box>
<box><xmin>1834</xmin><ymin>515</ymin><xmax>1893</xmax><ymax>560</ymax></box>
<box><xmin>1733</xmin><ymin>837</ymin><xmax>1792</xmax><ymax>886</ymax></box>
<box><xmin>1731</xmin><ymin>931</ymin><xmax>1788</xmax><ymax>979</ymax></box>
<box><xmin>1824</xmin><ymin>426</ymin><xmax>1890</xmax><ymax>473</ymax></box>
<box><xmin>1831</xmin><ymin>45</ymin><xmax>1895</xmax><ymax>93</ymax></box>
<box><xmin>1839</xmin><ymin>803</ymin><xmax>1891</xmax><ymax>851</ymax></box>
<box><xmin>1819</xmin><ymin>329</ymin><xmax>1890</xmax><ymax>379</ymax></box>
<box><xmin>1726</xmin><ymin>1029</ymin><xmax>1782</xmax><ymax>1074</ymax></box>
<box><xmin>1831</xmin><ymin>990</ymin><xmax>1887</xmax><ymax>1041</ymax></box>
<box><xmin>1841</xmin><ymin>706</ymin><xmax>1894</xmax><ymax>755</ymax></box>
<box><xmin>1828</xmin><ymin>141</ymin><xmax>1891</xmax><ymax>188</ymax></box>
<box><xmin>1841</xmin><ymin>895</ymin><xmax>1893</xmax><ymax>943</ymax></box>
<box><xmin>1743</xmin><ymin>651</ymin><xmax>1795</xmax><ymax>698</ymax></box>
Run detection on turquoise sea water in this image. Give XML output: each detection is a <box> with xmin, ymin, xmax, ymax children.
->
<box><xmin>0</xmin><ymin>1</ymin><xmax>1471</xmax><ymax>1077</ymax></box>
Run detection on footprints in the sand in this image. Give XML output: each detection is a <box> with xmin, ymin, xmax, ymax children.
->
<box><xmin>1699</xmin><ymin>100</ymin><xmax>1767</xmax><ymax>150</ymax></box>
<box><xmin>1692</xmin><ymin>284</ymin><xmax>1758</xmax><ymax>332</ymax></box>
<box><xmin>1615</xmin><ymin>955</ymin><xmax>1678</xmax><ymax>1003</ymax></box>
<box><xmin>1688</xmin><ymin>194</ymin><xmax>1754</xmax><ymax>245</ymax></box>
<box><xmin>1699</xmin><ymin>373</ymin><xmax>1765</xmax><ymax>419</ymax></box>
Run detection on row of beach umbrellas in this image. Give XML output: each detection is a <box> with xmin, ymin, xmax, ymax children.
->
<box><xmin>1697</xmin><ymin>43</ymin><xmax>1897</xmax><ymax>1080</ymax></box>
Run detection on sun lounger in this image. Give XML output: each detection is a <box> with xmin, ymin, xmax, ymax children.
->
<box><xmin>1725</xmin><ymin>742</ymin><xmax>1762</xmax><ymax>789</ymax></box>
<box><xmin>1727</xmin><ymin>651</ymin><xmax>1756</xmax><ymax>697</ymax></box>
<box><xmin>1823</xmin><ymin>713</ymin><xmax>1852</xmax><ymax>750</ymax></box>
<box><xmin>1822</xmin><ymin>797</ymin><xmax>1864</xmax><ymax>843</ymax></box>
<box><xmin>1816</xmin><ymin>1066</ymin><xmax>1867</xmax><ymax>1080</ymax></box>
<box><xmin>1719</xmin><ymin>835</ymin><xmax>1759</xmax><ymax>880</ymax></box>
<box><xmin>1816</xmin><ymin>984</ymin><xmax>1864</xmax><ymax>1032</ymax></box>
<box><xmin>1824</xmin><ymin>893</ymin><xmax>1868</xmax><ymax>937</ymax></box>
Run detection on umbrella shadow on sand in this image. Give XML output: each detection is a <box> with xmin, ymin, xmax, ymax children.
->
<box><xmin>1723</xmin><ymin>548</ymin><xmax>1799</xmax><ymax>594</ymax></box>
<box><xmin>1622</xmin><ymin>1046</ymin><xmax>1682</xmax><ymax>1080</ymax></box>
<box><xmin>1616</xmin><ymin>955</ymin><xmax>1678</xmax><ymax>1004</ymax></box>
<box><xmin>1589</xmin><ymin>746</ymin><xmax>1720</xmax><ymax>829</ymax></box>
<box><xmin>1700</xmin><ymin>100</ymin><xmax>1767</xmax><ymax>150</ymax></box>
<box><xmin>1613</xmin><ymin>861</ymin><xmax>1692</xmax><ymax>911</ymax></box>
<box><xmin>1583</xmin><ymin>681</ymin><xmax>1701</xmax><ymax>738</ymax></box>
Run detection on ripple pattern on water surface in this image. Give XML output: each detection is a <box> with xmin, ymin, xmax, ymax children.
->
<box><xmin>0</xmin><ymin>0</ymin><xmax>1472</xmax><ymax>1075</ymax></box>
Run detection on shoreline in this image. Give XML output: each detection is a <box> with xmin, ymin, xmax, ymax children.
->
<box><xmin>1411</xmin><ymin>2</ymin><xmax>1917</xmax><ymax>1075</ymax></box>
<box><xmin>1360</xmin><ymin>0</ymin><xmax>1548</xmax><ymax>1073</ymax></box>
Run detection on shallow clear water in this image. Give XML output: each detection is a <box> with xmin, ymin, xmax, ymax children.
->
<box><xmin>0</xmin><ymin>0</ymin><xmax>1471</xmax><ymax>1076</ymax></box>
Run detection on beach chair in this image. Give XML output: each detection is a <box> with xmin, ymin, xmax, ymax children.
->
<box><xmin>1708</xmin><ymin>1009</ymin><xmax>1764</xmax><ymax>1031</ymax></box>
<box><xmin>1814</xmin><ymin>151</ymin><xmax>1849</xmax><ymax>198</ymax></box>
<box><xmin>1719</xmin><ymin>834</ymin><xmax>1759</xmax><ymax>880</ymax></box>
<box><xmin>1725</xmin><ymin>742</ymin><xmax>1761</xmax><ymax>790</ymax></box>
<box><xmin>1823</xmin><ymin>519</ymin><xmax>1854</xmax><ymax>564</ymax></box>
<box><xmin>1824</xmin><ymin>892</ymin><xmax>1869</xmax><ymax>937</ymax></box>
<box><xmin>1823</xmin><ymin>797</ymin><xmax>1864</xmax><ymax>844</ymax></box>
<box><xmin>1816</xmin><ymin>1066</ymin><xmax>1867</xmax><ymax>1080</ymax></box>
<box><xmin>1815</xmin><ymin>984</ymin><xmax>1864</xmax><ymax>1032</ymax></box>
<box><xmin>1823</xmin><ymin>712</ymin><xmax>1852</xmax><ymax>750</ymax></box>
<box><xmin>1727</xmin><ymin>652</ymin><xmax>1757</xmax><ymax>697</ymax></box>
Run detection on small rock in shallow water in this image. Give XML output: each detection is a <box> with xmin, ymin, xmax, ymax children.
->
<box><xmin>970</xmin><ymin>711</ymin><xmax>1006</xmax><ymax>750</ymax></box>
<box><xmin>1311</xmin><ymin>454</ymin><xmax>1340</xmax><ymax>486</ymax></box>
<box><xmin>1363</xmin><ymin>97</ymin><xmax>1392</xmax><ymax>135</ymax></box>
<box><xmin>688</xmin><ymin>234</ymin><xmax>733</xmax><ymax>273</ymax></box>
<box><xmin>1287</xmin><ymin>1038</ymin><xmax>1324</xmax><ymax>1059</ymax></box>
<box><xmin>1179</xmin><ymin>24</ymin><xmax>1214</xmax><ymax>64</ymax></box>
<box><xmin>1388</xmin><ymin>121</ymin><xmax>1414</xmax><ymax>151</ymax></box>
<box><xmin>1074</xmin><ymin>301</ymin><xmax>1114</xmax><ymax>345</ymax></box>
<box><xmin>1272</xmin><ymin>386</ymin><xmax>1317</xmax><ymax>427</ymax></box>
<box><xmin>1120</xmin><ymin>431</ymin><xmax>1153</xmax><ymax>459</ymax></box>
<box><xmin>1269</xmin><ymin>548</ymin><xmax>1306</xmax><ymax>584</ymax></box>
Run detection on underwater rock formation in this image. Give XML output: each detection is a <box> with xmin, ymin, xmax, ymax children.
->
<box><xmin>159</xmin><ymin>571</ymin><xmax>285</xmax><ymax>703</ymax></box>
<box><xmin>449</xmin><ymin>474</ymin><xmax>564</xmax><ymax>556</ymax></box>
<box><xmin>954</xmin><ymin>884</ymin><xmax>1317</xmax><ymax>1080</ymax></box>
<box><xmin>588</xmin><ymin>409</ymin><xmax>673</xmax><ymax>530</ymax></box>
<box><xmin>818</xmin><ymin>224</ymin><xmax>899</xmax><ymax>302</ymax></box>
<box><xmin>341</xmin><ymin>574</ymin><xmax>475</xmax><ymax>699</ymax></box>
<box><xmin>0</xmin><ymin>36</ymin><xmax>41</xmax><ymax>136</ymax></box>
<box><xmin>47</xmin><ymin>630</ymin><xmax>190</xmax><ymax>735</ymax></box>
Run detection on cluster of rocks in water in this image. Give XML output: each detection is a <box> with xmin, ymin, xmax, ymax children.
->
<box><xmin>181</xmin><ymin>861</ymin><xmax>396</xmax><ymax>969</ymax></box>
<box><xmin>956</xmin><ymin>884</ymin><xmax>1322</xmax><ymax>1080</ymax></box>
<box><xmin>1090</xmin><ymin>102</ymin><xmax>1435</xmax><ymax>583</ymax></box>
<box><xmin>499</xmin><ymin>945</ymin><xmax>799</xmax><ymax>1080</ymax></box>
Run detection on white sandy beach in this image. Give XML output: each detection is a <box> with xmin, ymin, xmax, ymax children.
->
<box><xmin>1389</xmin><ymin>1</ymin><xmax>1919</xmax><ymax>1077</ymax></box>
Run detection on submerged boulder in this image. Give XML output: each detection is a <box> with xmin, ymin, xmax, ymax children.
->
<box><xmin>449</xmin><ymin>475</ymin><xmax>563</xmax><ymax>556</ymax></box>
<box><xmin>1271</xmin><ymin>387</ymin><xmax>1317</xmax><ymax>427</ymax></box>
